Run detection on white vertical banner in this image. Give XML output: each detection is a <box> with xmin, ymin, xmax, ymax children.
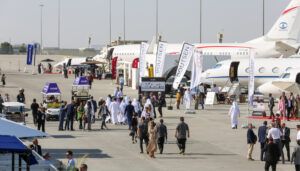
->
<box><xmin>139</xmin><ymin>42</ymin><xmax>149</xmax><ymax>80</ymax></box>
<box><xmin>154</xmin><ymin>42</ymin><xmax>167</xmax><ymax>77</ymax></box>
<box><xmin>248</xmin><ymin>50</ymin><xmax>255</xmax><ymax>106</ymax></box>
<box><xmin>172</xmin><ymin>43</ymin><xmax>195</xmax><ymax>90</ymax></box>
<box><xmin>190</xmin><ymin>49</ymin><xmax>203</xmax><ymax>90</ymax></box>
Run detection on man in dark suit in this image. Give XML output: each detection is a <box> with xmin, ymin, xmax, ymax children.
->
<box><xmin>264</xmin><ymin>138</ymin><xmax>280</xmax><ymax>171</ymax></box>
<box><xmin>65</xmin><ymin>101</ymin><xmax>75</xmax><ymax>131</ymax></box>
<box><xmin>247</xmin><ymin>123</ymin><xmax>257</xmax><ymax>161</ymax></box>
<box><xmin>32</xmin><ymin>139</ymin><xmax>42</xmax><ymax>155</ymax></box>
<box><xmin>281</xmin><ymin>123</ymin><xmax>291</xmax><ymax>161</ymax></box>
<box><xmin>37</xmin><ymin>107</ymin><xmax>46</xmax><ymax>132</ymax></box>
<box><xmin>268</xmin><ymin>94</ymin><xmax>275</xmax><ymax>119</ymax></box>
<box><xmin>258</xmin><ymin>121</ymin><xmax>268</xmax><ymax>161</ymax></box>
<box><xmin>286</xmin><ymin>95</ymin><xmax>294</xmax><ymax>121</ymax></box>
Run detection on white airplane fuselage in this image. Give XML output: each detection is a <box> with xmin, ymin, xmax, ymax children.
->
<box><xmin>202</xmin><ymin>58</ymin><xmax>300</xmax><ymax>88</ymax></box>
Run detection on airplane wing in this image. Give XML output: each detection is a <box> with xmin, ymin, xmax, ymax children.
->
<box><xmin>275</xmin><ymin>41</ymin><xmax>298</xmax><ymax>57</ymax></box>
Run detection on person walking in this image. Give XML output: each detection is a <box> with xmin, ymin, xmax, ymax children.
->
<box><xmin>30</xmin><ymin>99</ymin><xmax>39</xmax><ymax>125</ymax></box>
<box><xmin>268</xmin><ymin>122</ymin><xmax>284</xmax><ymax>164</ymax></box>
<box><xmin>130</xmin><ymin>114</ymin><xmax>138</xmax><ymax>143</ymax></box>
<box><xmin>157</xmin><ymin>93</ymin><xmax>166</xmax><ymax>117</ymax></box>
<box><xmin>125</xmin><ymin>100</ymin><xmax>135</xmax><ymax>129</ymax></box>
<box><xmin>292</xmin><ymin>140</ymin><xmax>300</xmax><ymax>171</ymax></box>
<box><xmin>32</xmin><ymin>139</ymin><xmax>42</xmax><ymax>156</ymax></box>
<box><xmin>66</xmin><ymin>150</ymin><xmax>76</xmax><ymax>171</ymax></box>
<box><xmin>119</xmin><ymin>76</ymin><xmax>124</xmax><ymax>92</ymax></box>
<box><xmin>1</xmin><ymin>74</ymin><xmax>6</xmax><ymax>86</ymax></box>
<box><xmin>287</xmin><ymin>94</ymin><xmax>294</xmax><ymax>121</ymax></box>
<box><xmin>278</xmin><ymin>96</ymin><xmax>286</xmax><ymax>119</ymax></box>
<box><xmin>137</xmin><ymin>117</ymin><xmax>149</xmax><ymax>154</ymax></box>
<box><xmin>37</xmin><ymin>107</ymin><xmax>46</xmax><ymax>132</ymax></box>
<box><xmin>199</xmin><ymin>83</ymin><xmax>205</xmax><ymax>110</ymax></box>
<box><xmin>268</xmin><ymin>93</ymin><xmax>275</xmax><ymax>119</ymax></box>
<box><xmin>132</xmin><ymin>98</ymin><xmax>142</xmax><ymax>117</ymax></box>
<box><xmin>258</xmin><ymin>121</ymin><xmax>268</xmax><ymax>161</ymax></box>
<box><xmin>17</xmin><ymin>89</ymin><xmax>25</xmax><ymax>104</ymax></box>
<box><xmin>86</xmin><ymin>100</ymin><xmax>93</xmax><ymax>130</ymax></box>
<box><xmin>156</xmin><ymin>119</ymin><xmax>167</xmax><ymax>154</ymax></box>
<box><xmin>264</xmin><ymin>138</ymin><xmax>281</xmax><ymax>171</ymax></box>
<box><xmin>77</xmin><ymin>102</ymin><xmax>85</xmax><ymax>130</ymax></box>
<box><xmin>183</xmin><ymin>88</ymin><xmax>193</xmax><ymax>111</ymax></box>
<box><xmin>247</xmin><ymin>123</ymin><xmax>257</xmax><ymax>161</ymax></box>
<box><xmin>99</xmin><ymin>101</ymin><xmax>109</xmax><ymax>130</ymax></box>
<box><xmin>0</xmin><ymin>94</ymin><xmax>4</xmax><ymax>114</ymax></box>
<box><xmin>228</xmin><ymin>100</ymin><xmax>240</xmax><ymax>129</ymax></box>
<box><xmin>65</xmin><ymin>101</ymin><xmax>75</xmax><ymax>131</ymax></box>
<box><xmin>281</xmin><ymin>123</ymin><xmax>291</xmax><ymax>162</ymax></box>
<box><xmin>176</xmin><ymin>90</ymin><xmax>181</xmax><ymax>110</ymax></box>
<box><xmin>175</xmin><ymin>117</ymin><xmax>190</xmax><ymax>155</ymax></box>
<box><xmin>109</xmin><ymin>98</ymin><xmax>120</xmax><ymax>125</ymax></box>
<box><xmin>147</xmin><ymin>121</ymin><xmax>157</xmax><ymax>158</ymax></box>
<box><xmin>58</xmin><ymin>101</ymin><xmax>67</xmax><ymax>131</ymax></box>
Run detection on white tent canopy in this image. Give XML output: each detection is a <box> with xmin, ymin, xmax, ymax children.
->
<box><xmin>0</xmin><ymin>118</ymin><xmax>49</xmax><ymax>139</ymax></box>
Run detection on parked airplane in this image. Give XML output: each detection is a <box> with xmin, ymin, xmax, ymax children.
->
<box><xmin>201</xmin><ymin>57</ymin><xmax>300</xmax><ymax>88</ymax></box>
<box><xmin>101</xmin><ymin>0</ymin><xmax>300</xmax><ymax>65</ymax></box>
<box><xmin>257</xmin><ymin>68</ymin><xmax>300</xmax><ymax>96</ymax></box>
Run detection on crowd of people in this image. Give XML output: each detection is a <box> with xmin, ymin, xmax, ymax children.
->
<box><xmin>246</xmin><ymin>120</ymin><xmax>300</xmax><ymax>171</ymax></box>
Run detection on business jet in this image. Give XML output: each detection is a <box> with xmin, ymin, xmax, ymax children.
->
<box><xmin>201</xmin><ymin>57</ymin><xmax>300</xmax><ymax>88</ymax></box>
<box><xmin>103</xmin><ymin>0</ymin><xmax>300</xmax><ymax>65</ymax></box>
<box><xmin>257</xmin><ymin>68</ymin><xmax>300</xmax><ymax>97</ymax></box>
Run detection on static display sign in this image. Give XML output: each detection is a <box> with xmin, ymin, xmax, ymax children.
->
<box><xmin>141</xmin><ymin>77</ymin><xmax>165</xmax><ymax>92</ymax></box>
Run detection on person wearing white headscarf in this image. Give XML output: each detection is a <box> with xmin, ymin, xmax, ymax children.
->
<box><xmin>125</xmin><ymin>96</ymin><xmax>130</xmax><ymax>105</ymax></box>
<box><xmin>228</xmin><ymin>100</ymin><xmax>240</xmax><ymax>129</ymax></box>
<box><xmin>184</xmin><ymin>89</ymin><xmax>193</xmax><ymax>110</ymax></box>
<box><xmin>119</xmin><ymin>99</ymin><xmax>127</xmax><ymax>124</ymax></box>
<box><xmin>109</xmin><ymin>98</ymin><xmax>120</xmax><ymax>124</ymax></box>
<box><xmin>132</xmin><ymin>98</ymin><xmax>142</xmax><ymax>117</ymax></box>
<box><xmin>106</xmin><ymin>95</ymin><xmax>112</xmax><ymax>108</ymax></box>
<box><xmin>144</xmin><ymin>99</ymin><xmax>154</xmax><ymax>117</ymax></box>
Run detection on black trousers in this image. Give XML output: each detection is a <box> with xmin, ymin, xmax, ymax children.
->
<box><xmin>32</xmin><ymin>111</ymin><xmax>37</xmax><ymax>124</ymax></box>
<box><xmin>101</xmin><ymin>115</ymin><xmax>107</xmax><ymax>129</ymax></box>
<box><xmin>139</xmin><ymin>136</ymin><xmax>149</xmax><ymax>153</ymax></box>
<box><xmin>260</xmin><ymin>142</ymin><xmax>266</xmax><ymax>161</ymax></box>
<box><xmin>158</xmin><ymin>106</ymin><xmax>163</xmax><ymax>117</ymax></box>
<box><xmin>177</xmin><ymin>138</ymin><xmax>187</xmax><ymax>153</ymax></box>
<box><xmin>265</xmin><ymin>162</ymin><xmax>276</xmax><ymax>171</ymax></box>
<box><xmin>269</xmin><ymin>106</ymin><xmax>274</xmax><ymax>118</ymax></box>
<box><xmin>295</xmin><ymin>165</ymin><xmax>300</xmax><ymax>171</ymax></box>
<box><xmin>157</xmin><ymin>137</ymin><xmax>165</xmax><ymax>154</ymax></box>
<box><xmin>79</xmin><ymin>118</ymin><xmax>83</xmax><ymax>129</ymax></box>
<box><xmin>65</xmin><ymin>115</ymin><xmax>74</xmax><ymax>130</ymax></box>
<box><xmin>287</xmin><ymin>107</ymin><xmax>292</xmax><ymax>120</ymax></box>
<box><xmin>37</xmin><ymin>121</ymin><xmax>45</xmax><ymax>132</ymax></box>
<box><xmin>281</xmin><ymin>140</ymin><xmax>290</xmax><ymax>161</ymax></box>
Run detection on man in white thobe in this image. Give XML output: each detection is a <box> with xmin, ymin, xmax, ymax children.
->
<box><xmin>184</xmin><ymin>89</ymin><xmax>193</xmax><ymax>111</ymax></box>
<box><xmin>228</xmin><ymin>101</ymin><xmax>240</xmax><ymax>129</ymax></box>
<box><xmin>109</xmin><ymin>98</ymin><xmax>120</xmax><ymax>124</ymax></box>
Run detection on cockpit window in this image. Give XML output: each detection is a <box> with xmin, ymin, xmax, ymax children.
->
<box><xmin>214</xmin><ymin>64</ymin><xmax>222</xmax><ymax>69</ymax></box>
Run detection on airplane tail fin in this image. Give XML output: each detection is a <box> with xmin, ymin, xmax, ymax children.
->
<box><xmin>266</xmin><ymin>0</ymin><xmax>300</xmax><ymax>42</ymax></box>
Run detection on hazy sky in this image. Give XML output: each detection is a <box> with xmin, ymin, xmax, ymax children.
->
<box><xmin>0</xmin><ymin>0</ymin><xmax>290</xmax><ymax>48</ymax></box>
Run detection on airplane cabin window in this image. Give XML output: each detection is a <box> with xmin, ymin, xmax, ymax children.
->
<box><xmin>259</xmin><ymin>67</ymin><xmax>266</xmax><ymax>73</ymax></box>
<box><xmin>272</xmin><ymin>67</ymin><xmax>279</xmax><ymax>73</ymax></box>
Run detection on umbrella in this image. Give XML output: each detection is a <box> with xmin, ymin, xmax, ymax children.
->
<box><xmin>0</xmin><ymin>118</ymin><xmax>49</xmax><ymax>139</ymax></box>
<box><xmin>40</xmin><ymin>59</ymin><xmax>55</xmax><ymax>62</ymax></box>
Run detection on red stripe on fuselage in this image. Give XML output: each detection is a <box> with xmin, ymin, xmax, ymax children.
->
<box><xmin>282</xmin><ymin>6</ymin><xmax>300</xmax><ymax>15</ymax></box>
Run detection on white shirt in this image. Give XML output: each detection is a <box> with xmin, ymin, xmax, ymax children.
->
<box><xmin>297</xmin><ymin>131</ymin><xmax>300</xmax><ymax>140</ymax></box>
<box><xmin>267</xmin><ymin>128</ymin><xmax>282</xmax><ymax>140</ymax></box>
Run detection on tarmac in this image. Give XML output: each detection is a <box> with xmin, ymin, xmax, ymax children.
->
<box><xmin>0</xmin><ymin>55</ymin><xmax>297</xmax><ymax>171</ymax></box>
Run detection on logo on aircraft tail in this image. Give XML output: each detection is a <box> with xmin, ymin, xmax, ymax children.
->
<box><xmin>279</xmin><ymin>22</ymin><xmax>288</xmax><ymax>30</ymax></box>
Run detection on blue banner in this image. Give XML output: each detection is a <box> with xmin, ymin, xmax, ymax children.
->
<box><xmin>26</xmin><ymin>44</ymin><xmax>34</xmax><ymax>65</ymax></box>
